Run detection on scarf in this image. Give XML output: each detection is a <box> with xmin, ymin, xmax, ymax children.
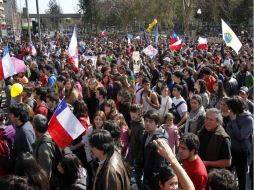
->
<box><xmin>184</xmin><ymin>106</ymin><xmax>205</xmax><ymax>133</ymax></box>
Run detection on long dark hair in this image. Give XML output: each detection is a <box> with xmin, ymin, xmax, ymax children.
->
<box><xmin>73</xmin><ymin>100</ymin><xmax>88</xmax><ymax>118</ymax></box>
<box><xmin>197</xmin><ymin>79</ymin><xmax>207</xmax><ymax>93</ymax></box>
<box><xmin>14</xmin><ymin>152</ymin><xmax>49</xmax><ymax>190</ymax></box>
<box><xmin>60</xmin><ymin>154</ymin><xmax>84</xmax><ymax>185</ymax></box>
<box><xmin>216</xmin><ymin>80</ymin><xmax>227</xmax><ymax>99</ymax></box>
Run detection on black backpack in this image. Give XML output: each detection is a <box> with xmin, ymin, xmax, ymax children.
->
<box><xmin>168</xmin><ymin>101</ymin><xmax>186</xmax><ymax>124</ymax></box>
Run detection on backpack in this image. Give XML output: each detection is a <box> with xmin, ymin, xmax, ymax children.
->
<box><xmin>35</xmin><ymin>137</ymin><xmax>62</xmax><ymax>190</ymax></box>
<box><xmin>168</xmin><ymin>101</ymin><xmax>185</xmax><ymax>124</ymax></box>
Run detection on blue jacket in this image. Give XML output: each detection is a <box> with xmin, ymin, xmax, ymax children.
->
<box><xmin>226</xmin><ymin>112</ymin><xmax>253</xmax><ymax>151</ymax></box>
<box><xmin>14</xmin><ymin>121</ymin><xmax>35</xmax><ymax>158</ymax></box>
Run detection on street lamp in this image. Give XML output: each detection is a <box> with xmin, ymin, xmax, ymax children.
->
<box><xmin>197</xmin><ymin>9</ymin><xmax>202</xmax><ymax>34</ymax></box>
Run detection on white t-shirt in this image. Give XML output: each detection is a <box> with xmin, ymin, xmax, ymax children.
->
<box><xmin>159</xmin><ymin>96</ymin><xmax>172</xmax><ymax>118</ymax></box>
<box><xmin>134</xmin><ymin>84</ymin><xmax>143</xmax><ymax>104</ymax></box>
<box><xmin>172</xmin><ymin>97</ymin><xmax>188</xmax><ymax>117</ymax></box>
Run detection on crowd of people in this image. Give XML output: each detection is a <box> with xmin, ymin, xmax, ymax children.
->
<box><xmin>0</xmin><ymin>31</ymin><xmax>252</xmax><ymax>190</ymax></box>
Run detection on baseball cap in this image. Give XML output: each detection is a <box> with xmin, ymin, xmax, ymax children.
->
<box><xmin>239</xmin><ymin>86</ymin><xmax>249</xmax><ymax>94</ymax></box>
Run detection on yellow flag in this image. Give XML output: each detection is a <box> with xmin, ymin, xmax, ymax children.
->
<box><xmin>146</xmin><ymin>19</ymin><xmax>158</xmax><ymax>33</ymax></box>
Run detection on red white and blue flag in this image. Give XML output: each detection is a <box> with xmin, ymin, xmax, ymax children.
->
<box><xmin>101</xmin><ymin>29</ymin><xmax>108</xmax><ymax>37</ymax></box>
<box><xmin>0</xmin><ymin>46</ymin><xmax>16</xmax><ymax>80</ymax></box>
<box><xmin>68</xmin><ymin>27</ymin><xmax>79</xmax><ymax>68</ymax></box>
<box><xmin>48</xmin><ymin>98</ymin><xmax>85</xmax><ymax>149</ymax></box>
<box><xmin>170</xmin><ymin>39</ymin><xmax>182</xmax><ymax>51</ymax></box>
<box><xmin>170</xmin><ymin>32</ymin><xmax>179</xmax><ymax>45</ymax></box>
<box><xmin>197</xmin><ymin>37</ymin><xmax>208</xmax><ymax>50</ymax></box>
<box><xmin>29</xmin><ymin>42</ymin><xmax>37</xmax><ymax>56</ymax></box>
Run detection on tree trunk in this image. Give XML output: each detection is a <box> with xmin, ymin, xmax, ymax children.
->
<box><xmin>183</xmin><ymin>0</ymin><xmax>192</xmax><ymax>36</ymax></box>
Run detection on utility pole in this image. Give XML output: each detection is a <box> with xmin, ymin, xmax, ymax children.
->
<box><xmin>25</xmin><ymin>0</ymin><xmax>31</xmax><ymax>42</ymax></box>
<box><xmin>36</xmin><ymin>0</ymin><xmax>42</xmax><ymax>50</ymax></box>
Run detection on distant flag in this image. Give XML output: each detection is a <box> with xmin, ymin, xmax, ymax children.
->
<box><xmin>127</xmin><ymin>33</ymin><xmax>133</xmax><ymax>45</ymax></box>
<box><xmin>101</xmin><ymin>29</ymin><xmax>108</xmax><ymax>37</ymax></box>
<box><xmin>146</xmin><ymin>19</ymin><xmax>158</xmax><ymax>33</ymax></box>
<box><xmin>29</xmin><ymin>42</ymin><xmax>37</xmax><ymax>56</ymax></box>
<box><xmin>197</xmin><ymin>37</ymin><xmax>208</xmax><ymax>50</ymax></box>
<box><xmin>154</xmin><ymin>24</ymin><xmax>159</xmax><ymax>47</ymax></box>
<box><xmin>0</xmin><ymin>46</ymin><xmax>16</xmax><ymax>80</ymax></box>
<box><xmin>221</xmin><ymin>19</ymin><xmax>242</xmax><ymax>54</ymax></box>
<box><xmin>170</xmin><ymin>32</ymin><xmax>179</xmax><ymax>45</ymax></box>
<box><xmin>143</xmin><ymin>30</ymin><xmax>150</xmax><ymax>46</ymax></box>
<box><xmin>68</xmin><ymin>27</ymin><xmax>79</xmax><ymax>68</ymax></box>
<box><xmin>48</xmin><ymin>98</ymin><xmax>86</xmax><ymax>149</ymax></box>
<box><xmin>170</xmin><ymin>39</ymin><xmax>182</xmax><ymax>51</ymax></box>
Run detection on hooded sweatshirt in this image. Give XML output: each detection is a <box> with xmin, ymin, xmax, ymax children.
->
<box><xmin>226</xmin><ymin>111</ymin><xmax>253</xmax><ymax>151</ymax></box>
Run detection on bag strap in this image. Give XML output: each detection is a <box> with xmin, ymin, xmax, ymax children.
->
<box><xmin>173</xmin><ymin>101</ymin><xmax>185</xmax><ymax>109</ymax></box>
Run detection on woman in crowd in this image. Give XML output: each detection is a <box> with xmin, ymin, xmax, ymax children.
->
<box><xmin>57</xmin><ymin>153</ymin><xmax>88</xmax><ymax>190</ymax></box>
<box><xmin>219</xmin><ymin>97</ymin><xmax>231</xmax><ymax>128</ymax></box>
<box><xmin>209</xmin><ymin>80</ymin><xmax>227</xmax><ymax>108</ymax></box>
<box><xmin>64</xmin><ymin>78</ymin><xmax>75</xmax><ymax>98</ymax></box>
<box><xmin>14</xmin><ymin>152</ymin><xmax>50</xmax><ymax>190</ymax></box>
<box><xmin>113</xmin><ymin>113</ymin><xmax>129</xmax><ymax>157</ymax></box>
<box><xmin>82</xmin><ymin>111</ymin><xmax>106</xmax><ymax>172</ymax></box>
<box><xmin>71</xmin><ymin>100</ymin><xmax>91</xmax><ymax>166</ymax></box>
<box><xmin>158</xmin><ymin>84</ymin><xmax>172</xmax><ymax>121</ymax></box>
<box><xmin>183</xmin><ymin>95</ymin><xmax>206</xmax><ymax>134</ymax></box>
<box><xmin>194</xmin><ymin>79</ymin><xmax>209</xmax><ymax>109</ymax></box>
<box><xmin>85</xmin><ymin>78</ymin><xmax>101</xmax><ymax>119</ymax></box>
<box><xmin>104</xmin><ymin>99</ymin><xmax>118</xmax><ymax>120</ymax></box>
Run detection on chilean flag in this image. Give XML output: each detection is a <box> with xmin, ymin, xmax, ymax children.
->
<box><xmin>29</xmin><ymin>42</ymin><xmax>37</xmax><ymax>56</ymax></box>
<box><xmin>68</xmin><ymin>27</ymin><xmax>79</xmax><ymax>68</ymax></box>
<box><xmin>197</xmin><ymin>37</ymin><xmax>208</xmax><ymax>50</ymax></box>
<box><xmin>0</xmin><ymin>46</ymin><xmax>16</xmax><ymax>80</ymax></box>
<box><xmin>48</xmin><ymin>98</ymin><xmax>85</xmax><ymax>149</ymax></box>
<box><xmin>170</xmin><ymin>32</ymin><xmax>179</xmax><ymax>45</ymax></box>
<box><xmin>170</xmin><ymin>39</ymin><xmax>182</xmax><ymax>51</ymax></box>
<box><xmin>101</xmin><ymin>29</ymin><xmax>108</xmax><ymax>37</ymax></box>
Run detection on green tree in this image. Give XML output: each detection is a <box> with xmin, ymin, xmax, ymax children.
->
<box><xmin>45</xmin><ymin>0</ymin><xmax>63</xmax><ymax>30</ymax></box>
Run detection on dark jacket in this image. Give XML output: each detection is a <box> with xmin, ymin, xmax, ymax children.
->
<box><xmin>226</xmin><ymin>112</ymin><xmax>253</xmax><ymax>151</ymax></box>
<box><xmin>14</xmin><ymin>121</ymin><xmax>35</xmax><ymax>159</ymax></box>
<box><xmin>33</xmin><ymin>133</ymin><xmax>61</xmax><ymax>190</ymax></box>
<box><xmin>33</xmin><ymin>133</ymin><xmax>55</xmax><ymax>178</ymax></box>
<box><xmin>127</xmin><ymin>119</ymin><xmax>144</xmax><ymax>167</ymax></box>
<box><xmin>93</xmin><ymin>151</ymin><xmax>131</xmax><ymax>190</ymax></box>
<box><xmin>198</xmin><ymin>126</ymin><xmax>230</xmax><ymax>162</ymax></box>
<box><xmin>184</xmin><ymin>76</ymin><xmax>195</xmax><ymax>93</ymax></box>
<box><xmin>142</xmin><ymin>127</ymin><xmax>169</xmax><ymax>190</ymax></box>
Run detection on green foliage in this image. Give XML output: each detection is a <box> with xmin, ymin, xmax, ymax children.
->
<box><xmin>77</xmin><ymin>0</ymin><xmax>253</xmax><ymax>34</ymax></box>
<box><xmin>45</xmin><ymin>0</ymin><xmax>63</xmax><ymax>30</ymax></box>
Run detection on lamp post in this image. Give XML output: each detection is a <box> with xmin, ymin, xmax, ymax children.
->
<box><xmin>36</xmin><ymin>0</ymin><xmax>42</xmax><ymax>50</ymax></box>
<box><xmin>25</xmin><ymin>0</ymin><xmax>31</xmax><ymax>43</ymax></box>
<box><xmin>197</xmin><ymin>9</ymin><xmax>202</xmax><ymax>34</ymax></box>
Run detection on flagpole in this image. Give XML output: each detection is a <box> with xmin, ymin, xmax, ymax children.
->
<box><xmin>25</xmin><ymin>0</ymin><xmax>32</xmax><ymax>43</ymax></box>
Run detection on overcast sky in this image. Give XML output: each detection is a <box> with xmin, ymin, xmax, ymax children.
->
<box><xmin>18</xmin><ymin>0</ymin><xmax>79</xmax><ymax>14</ymax></box>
